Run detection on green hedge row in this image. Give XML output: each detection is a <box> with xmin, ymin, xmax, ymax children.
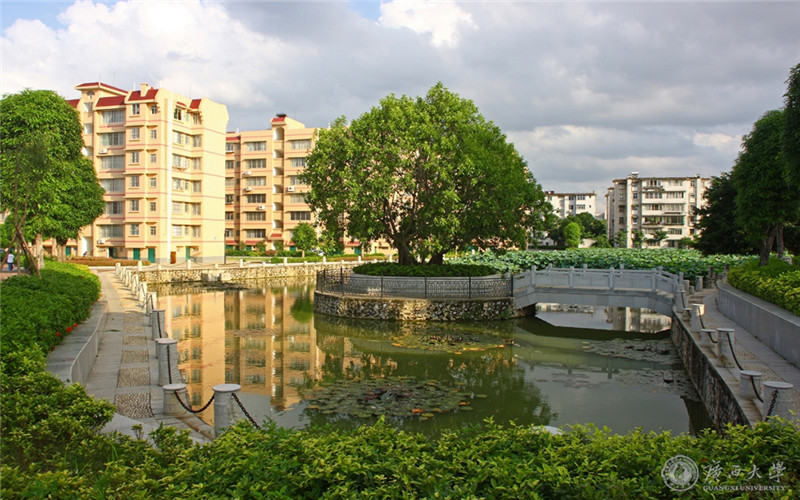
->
<box><xmin>0</xmin><ymin>261</ymin><xmax>101</xmax><ymax>356</ymax></box>
<box><xmin>728</xmin><ymin>258</ymin><xmax>800</xmax><ymax>316</ymax></box>
<box><xmin>354</xmin><ymin>262</ymin><xmax>498</xmax><ymax>277</ymax></box>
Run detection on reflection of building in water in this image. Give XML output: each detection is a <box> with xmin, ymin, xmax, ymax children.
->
<box><xmin>604</xmin><ymin>307</ymin><xmax>671</xmax><ymax>333</ymax></box>
<box><xmin>167</xmin><ymin>284</ymin><xmax>322</xmax><ymax>423</ymax></box>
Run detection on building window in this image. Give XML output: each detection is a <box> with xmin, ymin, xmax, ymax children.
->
<box><xmin>173</xmin><ymin>202</ymin><xmax>183</xmax><ymax>214</ymax></box>
<box><xmin>246</xmin><ymin>194</ymin><xmax>266</xmax><ymax>204</ymax></box>
<box><xmin>225</xmin><ymin>178</ymin><xmax>235</xmax><ymax>187</ymax></box>
<box><xmin>149</xmin><ymin>129</ymin><xmax>157</xmax><ymax>140</ymax></box>
<box><xmin>129</xmin><ymin>224</ymin><xmax>139</xmax><ymax>236</ymax></box>
<box><xmin>226</xmin><ymin>160</ymin><xmax>234</xmax><ymax>170</ymax></box>
<box><xmin>83</xmin><ymin>102</ymin><xmax>92</xmax><ymax>112</ymax></box>
<box><xmin>246</xmin><ymin>212</ymin><xmax>266</xmax><ymax>221</ymax></box>
<box><xmin>226</xmin><ymin>143</ymin><xmax>235</xmax><ymax>152</ymax></box>
<box><xmin>149</xmin><ymin>177</ymin><xmax>157</xmax><ymax>188</ymax></box>
<box><xmin>101</xmin><ymin>109</ymin><xmax>125</xmax><ymax>124</ymax></box>
<box><xmin>105</xmin><ymin>202</ymin><xmax>123</xmax><ymax>215</ymax></box>
<box><xmin>225</xmin><ymin>194</ymin><xmax>234</xmax><ymax>204</ymax></box>
<box><xmin>150</xmin><ymin>225</ymin><xmax>156</xmax><ymax>236</ymax></box>
<box><xmin>130</xmin><ymin>200</ymin><xmax>139</xmax><ymax>212</ymax></box>
<box><xmin>193</xmin><ymin>135</ymin><xmax>202</xmax><ymax>148</ymax></box>
<box><xmin>246</xmin><ymin>229</ymin><xmax>266</xmax><ymax>239</ymax></box>
<box><xmin>150</xmin><ymin>105</ymin><xmax>158</xmax><ymax>115</ymax></box>
<box><xmin>246</xmin><ymin>141</ymin><xmax>267</xmax><ymax>151</ymax></box>
<box><xmin>100</xmin><ymin>133</ymin><xmax>125</xmax><ymax>146</ymax></box>
<box><xmin>290</xmin><ymin>212</ymin><xmax>311</xmax><ymax>221</ymax></box>
<box><xmin>131</xmin><ymin>127</ymin><xmax>140</xmax><ymax>140</ymax></box>
<box><xmin>149</xmin><ymin>153</ymin><xmax>157</xmax><ymax>164</ymax></box>
<box><xmin>290</xmin><ymin>139</ymin><xmax>311</xmax><ymax>150</ymax></box>
<box><xmin>130</xmin><ymin>151</ymin><xmax>140</xmax><ymax>164</ymax></box>
<box><xmin>99</xmin><ymin>178</ymin><xmax>124</xmax><ymax>192</ymax></box>
<box><xmin>289</xmin><ymin>194</ymin><xmax>305</xmax><ymax>203</ymax></box>
<box><xmin>99</xmin><ymin>225</ymin><xmax>124</xmax><ymax>238</ymax></box>
<box><xmin>225</xmin><ymin>212</ymin><xmax>234</xmax><ymax>221</ymax></box>
<box><xmin>289</xmin><ymin>176</ymin><xmax>301</xmax><ymax>186</ymax></box>
<box><xmin>192</xmin><ymin>226</ymin><xmax>201</xmax><ymax>237</ymax></box>
<box><xmin>192</xmin><ymin>181</ymin><xmax>202</xmax><ymax>193</ymax></box>
<box><xmin>149</xmin><ymin>201</ymin><xmax>156</xmax><ymax>212</ymax></box>
<box><xmin>83</xmin><ymin>123</ymin><xmax>93</xmax><ymax>135</ymax></box>
<box><xmin>192</xmin><ymin>158</ymin><xmax>201</xmax><ymax>170</ymax></box>
<box><xmin>173</xmin><ymin>108</ymin><xmax>184</xmax><ymax>121</ymax></box>
<box><xmin>246</xmin><ymin>159</ymin><xmax>266</xmax><ymax>169</ymax></box>
<box><xmin>190</xmin><ymin>203</ymin><xmax>201</xmax><ymax>215</ymax></box>
<box><xmin>101</xmin><ymin>156</ymin><xmax>125</xmax><ymax>170</ymax></box>
<box><xmin>289</xmin><ymin>157</ymin><xmax>307</xmax><ymax>168</ymax></box>
<box><xmin>172</xmin><ymin>155</ymin><xmax>190</xmax><ymax>169</ymax></box>
<box><xmin>172</xmin><ymin>225</ymin><xmax>182</xmax><ymax>237</ymax></box>
<box><xmin>246</xmin><ymin>176</ymin><xmax>267</xmax><ymax>187</ymax></box>
<box><xmin>131</xmin><ymin>103</ymin><xmax>140</xmax><ymax>115</ymax></box>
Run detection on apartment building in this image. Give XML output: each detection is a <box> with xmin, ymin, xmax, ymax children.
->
<box><xmin>605</xmin><ymin>172</ymin><xmax>710</xmax><ymax>248</ymax></box>
<box><xmin>545</xmin><ymin>191</ymin><xmax>597</xmax><ymax>218</ymax></box>
<box><xmin>224</xmin><ymin>115</ymin><xmax>316</xmax><ymax>250</ymax></box>
<box><xmin>68</xmin><ymin>82</ymin><xmax>229</xmax><ymax>263</ymax></box>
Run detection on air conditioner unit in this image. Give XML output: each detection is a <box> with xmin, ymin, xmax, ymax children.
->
<box><xmin>245</xmin><ymin>186</ymin><xmax>253</xmax><ymax>192</ymax></box>
<box><xmin>97</xmin><ymin>239</ymin><xmax>106</xmax><ymax>245</ymax></box>
<box><xmin>99</xmin><ymin>149</ymin><xmax>108</xmax><ymax>154</ymax></box>
<box><xmin>244</xmin><ymin>170</ymin><xmax>253</xmax><ymax>176</ymax></box>
<box><xmin>257</xmin><ymin>205</ymin><xmax>267</xmax><ymax>210</ymax></box>
<box><xmin>286</xmin><ymin>186</ymin><xmax>295</xmax><ymax>192</ymax></box>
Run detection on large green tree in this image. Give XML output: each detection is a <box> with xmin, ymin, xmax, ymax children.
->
<box><xmin>292</xmin><ymin>222</ymin><xmax>318</xmax><ymax>257</ymax></box>
<box><xmin>302</xmin><ymin>83</ymin><xmax>551</xmax><ymax>265</ymax></box>
<box><xmin>784</xmin><ymin>63</ymin><xmax>800</xmax><ymax>188</ymax></box>
<box><xmin>732</xmin><ymin>109</ymin><xmax>798</xmax><ymax>265</ymax></box>
<box><xmin>693</xmin><ymin>173</ymin><xmax>757</xmax><ymax>256</ymax></box>
<box><xmin>0</xmin><ymin>90</ymin><xmax>104</xmax><ymax>275</ymax></box>
<box><xmin>548</xmin><ymin>212</ymin><xmax>605</xmax><ymax>246</ymax></box>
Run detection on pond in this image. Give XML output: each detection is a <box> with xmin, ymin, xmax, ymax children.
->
<box><xmin>156</xmin><ymin>278</ymin><xmax>711</xmax><ymax>436</ymax></box>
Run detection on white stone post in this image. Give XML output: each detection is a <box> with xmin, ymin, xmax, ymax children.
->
<box><xmin>115</xmin><ymin>262</ymin><xmax>121</xmax><ymax>276</ymax></box>
<box><xmin>239</xmin><ymin>259</ymin><xmax>244</xmax><ymax>268</ymax></box>
<box><xmin>151</xmin><ymin>309</ymin><xmax>166</xmax><ymax>341</ymax></box>
<box><xmin>283</xmin><ymin>257</ymin><xmax>288</xmax><ymax>265</ymax></box>
<box><xmin>690</xmin><ymin>303</ymin><xmax>705</xmax><ymax>332</ymax></box>
<box><xmin>716</xmin><ymin>328</ymin><xmax>736</xmax><ymax>368</ymax></box>
<box><xmin>187</xmin><ymin>260</ymin><xmax>192</xmax><ymax>270</ymax></box>
<box><xmin>695</xmin><ymin>276</ymin><xmax>703</xmax><ymax>292</ymax></box>
<box><xmin>323</xmin><ymin>256</ymin><xmax>327</xmax><ymax>264</ymax></box>
<box><xmin>699</xmin><ymin>328</ymin><xmax>716</xmax><ymax>349</ymax></box>
<box><xmin>146</xmin><ymin>291</ymin><xmax>158</xmax><ymax>315</ymax></box>
<box><xmin>156</xmin><ymin>338</ymin><xmax>180</xmax><ymax>386</ymax></box>
<box><xmin>738</xmin><ymin>370</ymin><xmax>762</xmax><ymax>399</ymax></box>
<box><xmin>163</xmin><ymin>383</ymin><xmax>188</xmax><ymax>416</ymax></box>
<box><xmin>762</xmin><ymin>381</ymin><xmax>795</xmax><ymax>420</ymax></box>
<box><xmin>213</xmin><ymin>384</ymin><xmax>242</xmax><ymax>437</ymax></box>
<box><xmin>137</xmin><ymin>261</ymin><xmax>143</xmax><ymax>272</ymax></box>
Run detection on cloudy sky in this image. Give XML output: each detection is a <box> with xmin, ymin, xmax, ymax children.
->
<box><xmin>2</xmin><ymin>0</ymin><xmax>798</xmax><ymax>212</ymax></box>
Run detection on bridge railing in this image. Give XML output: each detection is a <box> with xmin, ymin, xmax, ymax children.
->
<box><xmin>513</xmin><ymin>266</ymin><xmax>682</xmax><ymax>296</ymax></box>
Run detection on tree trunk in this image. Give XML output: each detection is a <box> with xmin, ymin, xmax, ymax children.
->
<box><xmin>35</xmin><ymin>233</ymin><xmax>45</xmax><ymax>271</ymax></box>
<box><xmin>395</xmin><ymin>240</ymin><xmax>416</xmax><ymax>266</ymax></box>
<box><xmin>759</xmin><ymin>226</ymin><xmax>778</xmax><ymax>266</ymax></box>
<box><xmin>428</xmin><ymin>252</ymin><xmax>445</xmax><ymax>265</ymax></box>
<box><xmin>776</xmin><ymin>223</ymin><xmax>785</xmax><ymax>259</ymax></box>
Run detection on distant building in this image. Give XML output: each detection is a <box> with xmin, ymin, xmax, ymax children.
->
<box><xmin>605</xmin><ymin>172</ymin><xmax>710</xmax><ymax>248</ymax></box>
<box><xmin>66</xmin><ymin>82</ymin><xmax>229</xmax><ymax>263</ymax></box>
<box><xmin>545</xmin><ymin>191</ymin><xmax>597</xmax><ymax>218</ymax></box>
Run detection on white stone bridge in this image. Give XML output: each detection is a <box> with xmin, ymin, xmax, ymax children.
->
<box><xmin>513</xmin><ymin>266</ymin><xmax>685</xmax><ymax>316</ymax></box>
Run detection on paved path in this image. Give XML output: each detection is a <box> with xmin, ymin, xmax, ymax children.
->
<box><xmin>42</xmin><ymin>270</ymin><xmax>799</xmax><ymax>439</ymax></box>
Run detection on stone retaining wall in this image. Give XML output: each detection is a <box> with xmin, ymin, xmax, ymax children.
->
<box><xmin>137</xmin><ymin>262</ymin><xmax>359</xmax><ymax>284</ymax></box>
<box><xmin>314</xmin><ymin>291</ymin><xmax>521</xmax><ymax>321</ymax></box>
<box><xmin>670</xmin><ymin>313</ymin><xmax>750</xmax><ymax>430</ymax></box>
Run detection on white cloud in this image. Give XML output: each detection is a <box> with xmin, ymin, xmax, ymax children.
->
<box><xmin>379</xmin><ymin>0</ymin><xmax>476</xmax><ymax>48</ymax></box>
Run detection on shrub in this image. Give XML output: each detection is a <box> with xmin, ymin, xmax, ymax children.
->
<box><xmin>728</xmin><ymin>257</ymin><xmax>800</xmax><ymax>315</ymax></box>
<box><xmin>354</xmin><ymin>262</ymin><xmax>498</xmax><ymax>277</ymax></box>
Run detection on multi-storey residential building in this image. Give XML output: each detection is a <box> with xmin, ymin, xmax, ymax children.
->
<box><xmin>605</xmin><ymin>172</ymin><xmax>710</xmax><ymax>248</ymax></box>
<box><xmin>545</xmin><ymin>191</ymin><xmax>597</xmax><ymax>218</ymax></box>
<box><xmin>224</xmin><ymin>115</ymin><xmax>316</xmax><ymax>250</ymax></box>
<box><xmin>67</xmin><ymin>82</ymin><xmax>229</xmax><ymax>263</ymax></box>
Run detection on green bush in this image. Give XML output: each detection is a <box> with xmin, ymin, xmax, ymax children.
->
<box><xmin>354</xmin><ymin>262</ymin><xmax>498</xmax><ymax>277</ymax></box>
<box><xmin>728</xmin><ymin>258</ymin><xmax>800</xmax><ymax>315</ymax></box>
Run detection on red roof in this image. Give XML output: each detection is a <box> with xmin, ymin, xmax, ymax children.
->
<box><xmin>271</xmin><ymin>116</ymin><xmax>285</xmax><ymax>123</ymax></box>
<box><xmin>226</xmin><ymin>136</ymin><xmax>240</xmax><ymax>142</ymax></box>
<box><xmin>95</xmin><ymin>96</ymin><xmax>125</xmax><ymax>107</ymax></box>
<box><xmin>66</xmin><ymin>99</ymin><xmax>79</xmax><ymax>109</ymax></box>
<box><xmin>270</xmin><ymin>233</ymin><xmax>283</xmax><ymax>238</ymax></box>
<box><xmin>75</xmin><ymin>82</ymin><xmax>127</xmax><ymax>94</ymax></box>
<box><xmin>190</xmin><ymin>99</ymin><xmax>202</xmax><ymax>109</ymax></box>
<box><xmin>128</xmin><ymin>88</ymin><xmax>159</xmax><ymax>101</ymax></box>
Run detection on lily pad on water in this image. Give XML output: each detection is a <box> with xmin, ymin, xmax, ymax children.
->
<box><xmin>302</xmin><ymin>376</ymin><xmax>479</xmax><ymax>419</ymax></box>
<box><xmin>388</xmin><ymin>332</ymin><xmax>510</xmax><ymax>354</ymax></box>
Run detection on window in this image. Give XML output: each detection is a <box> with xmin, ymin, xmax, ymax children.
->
<box><xmin>289</xmin><ymin>176</ymin><xmax>300</xmax><ymax>185</ymax></box>
<box><xmin>172</xmin><ymin>155</ymin><xmax>190</xmax><ymax>169</ymax></box>
<box><xmin>149</xmin><ymin>202</ymin><xmax>156</xmax><ymax>212</ymax></box>
<box><xmin>150</xmin><ymin>129</ymin><xmax>157</xmax><ymax>139</ymax></box>
<box><xmin>173</xmin><ymin>108</ymin><xmax>184</xmax><ymax>121</ymax></box>
<box><xmin>225</xmin><ymin>194</ymin><xmax>234</xmax><ymax>204</ymax></box>
<box><xmin>99</xmin><ymin>178</ymin><xmax>124</xmax><ymax>192</ymax></box>
<box><xmin>246</xmin><ymin>176</ymin><xmax>267</xmax><ymax>187</ymax></box>
<box><xmin>150</xmin><ymin>105</ymin><xmax>158</xmax><ymax>115</ymax></box>
<box><xmin>290</xmin><ymin>194</ymin><xmax>305</xmax><ymax>204</ymax></box>
<box><xmin>193</xmin><ymin>135</ymin><xmax>202</xmax><ymax>147</ymax></box>
<box><xmin>130</xmin><ymin>127</ymin><xmax>140</xmax><ymax>140</ymax></box>
<box><xmin>225</xmin><ymin>178</ymin><xmax>235</xmax><ymax>187</ymax></box>
<box><xmin>172</xmin><ymin>179</ymin><xmax>185</xmax><ymax>191</ymax></box>
<box><xmin>290</xmin><ymin>212</ymin><xmax>311</xmax><ymax>221</ymax></box>
<box><xmin>131</xmin><ymin>103</ymin><xmax>140</xmax><ymax>115</ymax></box>
<box><xmin>246</xmin><ymin>141</ymin><xmax>267</xmax><ymax>151</ymax></box>
<box><xmin>225</xmin><ymin>212</ymin><xmax>234</xmax><ymax>221</ymax></box>
<box><xmin>83</xmin><ymin>123</ymin><xmax>93</xmax><ymax>135</ymax></box>
<box><xmin>246</xmin><ymin>194</ymin><xmax>266</xmax><ymax>203</ymax></box>
<box><xmin>246</xmin><ymin>229</ymin><xmax>266</xmax><ymax>239</ymax></box>
<box><xmin>669</xmin><ymin>228</ymin><xmax>683</xmax><ymax>235</ymax></box>
<box><xmin>99</xmin><ymin>225</ymin><xmax>124</xmax><ymax>238</ymax></box>
<box><xmin>290</xmin><ymin>139</ymin><xmax>311</xmax><ymax>150</ymax></box>
<box><xmin>130</xmin><ymin>151</ymin><xmax>140</xmax><ymax>164</ymax></box>
<box><xmin>192</xmin><ymin>158</ymin><xmax>201</xmax><ymax>170</ymax></box>
<box><xmin>173</xmin><ymin>131</ymin><xmax>190</xmax><ymax>145</ymax></box>
<box><xmin>289</xmin><ymin>157</ymin><xmax>307</xmax><ymax>168</ymax></box>
<box><xmin>102</xmin><ymin>109</ymin><xmax>124</xmax><ymax>123</ymax></box>
<box><xmin>226</xmin><ymin>143</ymin><xmax>235</xmax><ymax>152</ymax></box>
<box><xmin>192</xmin><ymin>226</ymin><xmax>201</xmax><ymax>237</ymax></box>
<box><xmin>129</xmin><ymin>224</ymin><xmax>139</xmax><ymax>236</ymax></box>
<box><xmin>100</xmin><ymin>133</ymin><xmax>124</xmax><ymax>146</ymax></box>
<box><xmin>83</xmin><ymin>102</ymin><xmax>92</xmax><ymax>112</ymax></box>
<box><xmin>172</xmin><ymin>225</ymin><xmax>182</xmax><ymax>237</ymax></box>
<box><xmin>246</xmin><ymin>159</ymin><xmax>266</xmax><ymax>169</ymax></box>
<box><xmin>192</xmin><ymin>181</ymin><xmax>202</xmax><ymax>193</ymax></box>
<box><xmin>226</xmin><ymin>160</ymin><xmax>234</xmax><ymax>170</ymax></box>
<box><xmin>150</xmin><ymin>225</ymin><xmax>156</xmax><ymax>236</ymax></box>
<box><xmin>246</xmin><ymin>212</ymin><xmax>266</xmax><ymax>221</ymax></box>
<box><xmin>129</xmin><ymin>200</ymin><xmax>139</xmax><ymax>212</ymax></box>
<box><xmin>101</xmin><ymin>156</ymin><xmax>125</xmax><ymax>170</ymax></box>
<box><xmin>105</xmin><ymin>202</ymin><xmax>123</xmax><ymax>215</ymax></box>
<box><xmin>190</xmin><ymin>203</ymin><xmax>201</xmax><ymax>216</ymax></box>
<box><xmin>149</xmin><ymin>177</ymin><xmax>157</xmax><ymax>188</ymax></box>
<box><xmin>173</xmin><ymin>202</ymin><xmax>183</xmax><ymax>214</ymax></box>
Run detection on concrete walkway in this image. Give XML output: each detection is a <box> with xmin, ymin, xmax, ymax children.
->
<box><xmin>44</xmin><ymin>270</ymin><xmax>799</xmax><ymax>440</ymax></box>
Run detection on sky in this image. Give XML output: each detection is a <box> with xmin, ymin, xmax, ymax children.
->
<box><xmin>1</xmin><ymin>0</ymin><xmax>798</xmax><ymax>213</ymax></box>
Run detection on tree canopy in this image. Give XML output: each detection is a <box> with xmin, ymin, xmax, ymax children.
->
<box><xmin>302</xmin><ymin>83</ymin><xmax>551</xmax><ymax>265</ymax></box>
<box><xmin>548</xmin><ymin>212</ymin><xmax>605</xmax><ymax>246</ymax></box>
<box><xmin>292</xmin><ymin>222</ymin><xmax>318</xmax><ymax>256</ymax></box>
<box><xmin>563</xmin><ymin>222</ymin><xmax>581</xmax><ymax>248</ymax></box>
<box><xmin>783</xmin><ymin>63</ymin><xmax>800</xmax><ymax>188</ymax></box>
<box><xmin>694</xmin><ymin>172</ymin><xmax>758</xmax><ymax>256</ymax></box>
<box><xmin>0</xmin><ymin>89</ymin><xmax>104</xmax><ymax>274</ymax></box>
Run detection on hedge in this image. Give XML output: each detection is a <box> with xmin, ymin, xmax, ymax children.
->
<box><xmin>727</xmin><ymin>258</ymin><xmax>800</xmax><ymax>316</ymax></box>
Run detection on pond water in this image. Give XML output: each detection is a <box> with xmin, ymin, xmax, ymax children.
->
<box><xmin>156</xmin><ymin>279</ymin><xmax>711</xmax><ymax>436</ymax></box>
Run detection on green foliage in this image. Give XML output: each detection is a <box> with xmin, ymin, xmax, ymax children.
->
<box><xmin>728</xmin><ymin>257</ymin><xmax>800</xmax><ymax>315</ymax></box>
<box><xmin>302</xmin><ymin>82</ymin><xmax>552</xmax><ymax>265</ymax></box>
<box><xmin>292</xmin><ymin>222</ymin><xmax>318</xmax><ymax>254</ymax></box>
<box><xmin>549</xmin><ymin>213</ymin><xmax>605</xmax><ymax>246</ymax></box>
<box><xmin>784</xmin><ymin>63</ymin><xmax>800</xmax><ymax>189</ymax></box>
<box><xmin>631</xmin><ymin>229</ymin><xmax>645</xmax><ymax>249</ymax></box>
<box><xmin>563</xmin><ymin>222</ymin><xmax>582</xmax><ymax>248</ymax></box>
<box><xmin>613</xmin><ymin>229</ymin><xmax>628</xmax><ymax>248</ymax></box>
<box><xmin>0</xmin><ymin>260</ymin><xmax>101</xmax><ymax>356</ymax></box>
<box><xmin>354</xmin><ymin>262</ymin><xmax>498</xmax><ymax>277</ymax></box>
<box><xmin>450</xmin><ymin>248</ymin><xmax>749</xmax><ymax>281</ymax></box>
<box><xmin>592</xmin><ymin>233</ymin><xmax>612</xmax><ymax>248</ymax></box>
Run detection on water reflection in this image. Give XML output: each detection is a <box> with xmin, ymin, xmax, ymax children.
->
<box><xmin>155</xmin><ymin>280</ymin><xmax>710</xmax><ymax>435</ymax></box>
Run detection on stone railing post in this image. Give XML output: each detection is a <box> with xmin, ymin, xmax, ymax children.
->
<box><xmin>115</xmin><ymin>262</ymin><xmax>121</xmax><ymax>276</ymax></box>
<box><xmin>239</xmin><ymin>259</ymin><xmax>244</xmax><ymax>268</ymax></box>
<box><xmin>151</xmin><ymin>309</ymin><xmax>166</xmax><ymax>340</ymax></box>
<box><xmin>146</xmin><ymin>291</ymin><xmax>158</xmax><ymax>314</ymax></box>
<box><xmin>323</xmin><ymin>256</ymin><xmax>327</xmax><ymax>264</ymax></box>
<box><xmin>690</xmin><ymin>303</ymin><xmax>705</xmax><ymax>332</ymax></box>
<box><xmin>283</xmin><ymin>257</ymin><xmax>288</xmax><ymax>265</ymax></box>
<box><xmin>716</xmin><ymin>328</ymin><xmax>735</xmax><ymax>367</ymax></box>
<box><xmin>699</xmin><ymin>328</ymin><xmax>717</xmax><ymax>350</ymax></box>
<box><xmin>738</xmin><ymin>371</ymin><xmax>762</xmax><ymax>399</ymax></box>
<box><xmin>187</xmin><ymin>260</ymin><xmax>192</xmax><ymax>270</ymax></box>
<box><xmin>163</xmin><ymin>383</ymin><xmax>188</xmax><ymax>416</ymax></box>
<box><xmin>762</xmin><ymin>381</ymin><xmax>795</xmax><ymax>420</ymax></box>
<box><xmin>213</xmin><ymin>383</ymin><xmax>242</xmax><ymax>437</ymax></box>
<box><xmin>156</xmin><ymin>338</ymin><xmax>180</xmax><ymax>386</ymax></box>
<box><xmin>137</xmin><ymin>261</ymin><xmax>143</xmax><ymax>272</ymax></box>
<box><xmin>695</xmin><ymin>276</ymin><xmax>703</xmax><ymax>292</ymax></box>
